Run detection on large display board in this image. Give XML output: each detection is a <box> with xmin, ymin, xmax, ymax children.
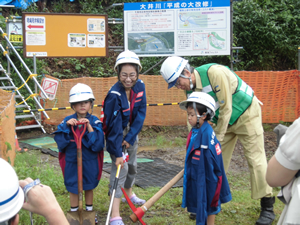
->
<box><xmin>124</xmin><ymin>0</ymin><xmax>230</xmax><ymax>57</ymax></box>
<box><xmin>22</xmin><ymin>13</ymin><xmax>108</xmax><ymax>58</ymax></box>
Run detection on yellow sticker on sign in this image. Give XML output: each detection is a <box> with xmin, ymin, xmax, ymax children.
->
<box><xmin>9</xmin><ymin>34</ymin><xmax>23</xmax><ymax>43</ymax></box>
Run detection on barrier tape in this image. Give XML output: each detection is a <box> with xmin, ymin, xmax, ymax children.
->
<box><xmin>15</xmin><ymin>103</ymin><xmax>180</xmax><ymax>113</ymax></box>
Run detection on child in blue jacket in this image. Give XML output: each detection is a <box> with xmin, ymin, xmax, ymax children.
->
<box><xmin>54</xmin><ymin>83</ymin><xmax>104</xmax><ymax>223</ymax></box>
<box><xmin>179</xmin><ymin>92</ymin><xmax>232</xmax><ymax>225</ymax></box>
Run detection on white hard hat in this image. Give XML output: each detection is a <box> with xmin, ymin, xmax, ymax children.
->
<box><xmin>69</xmin><ymin>83</ymin><xmax>95</xmax><ymax>104</ymax></box>
<box><xmin>0</xmin><ymin>158</ymin><xmax>24</xmax><ymax>222</ymax></box>
<box><xmin>160</xmin><ymin>56</ymin><xmax>188</xmax><ymax>89</ymax></box>
<box><xmin>114</xmin><ymin>50</ymin><xmax>142</xmax><ymax>72</ymax></box>
<box><xmin>179</xmin><ymin>92</ymin><xmax>216</xmax><ymax>118</ymax></box>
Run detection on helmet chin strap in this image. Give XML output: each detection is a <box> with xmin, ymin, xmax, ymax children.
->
<box><xmin>180</xmin><ymin>74</ymin><xmax>194</xmax><ymax>90</ymax></box>
<box><xmin>193</xmin><ymin>102</ymin><xmax>209</xmax><ymax>128</ymax></box>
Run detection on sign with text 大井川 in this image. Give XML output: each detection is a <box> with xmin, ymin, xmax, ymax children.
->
<box><xmin>124</xmin><ymin>0</ymin><xmax>230</xmax><ymax>57</ymax></box>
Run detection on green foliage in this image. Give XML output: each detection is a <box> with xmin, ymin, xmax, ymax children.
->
<box><xmin>5</xmin><ymin>141</ymin><xmax>12</xmax><ymax>153</ymax></box>
<box><xmin>233</xmin><ymin>0</ymin><xmax>300</xmax><ymax>70</ymax></box>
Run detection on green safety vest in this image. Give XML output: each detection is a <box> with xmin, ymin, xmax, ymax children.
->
<box><xmin>194</xmin><ymin>63</ymin><xmax>254</xmax><ymax>125</ymax></box>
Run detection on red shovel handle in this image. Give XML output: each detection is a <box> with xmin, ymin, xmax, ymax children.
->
<box><xmin>71</xmin><ymin>122</ymin><xmax>87</xmax><ymax>221</ymax></box>
<box><xmin>71</xmin><ymin>122</ymin><xmax>87</xmax><ymax>149</ymax></box>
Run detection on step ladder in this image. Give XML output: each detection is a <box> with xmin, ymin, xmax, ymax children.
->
<box><xmin>0</xmin><ymin>27</ymin><xmax>50</xmax><ymax>133</ymax></box>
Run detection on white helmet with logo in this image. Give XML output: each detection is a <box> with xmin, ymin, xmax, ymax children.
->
<box><xmin>179</xmin><ymin>92</ymin><xmax>216</xmax><ymax>118</ymax></box>
<box><xmin>69</xmin><ymin>83</ymin><xmax>95</xmax><ymax>104</ymax></box>
<box><xmin>114</xmin><ymin>50</ymin><xmax>142</xmax><ymax>73</ymax></box>
<box><xmin>0</xmin><ymin>158</ymin><xmax>24</xmax><ymax>222</ymax></box>
<box><xmin>160</xmin><ymin>56</ymin><xmax>188</xmax><ymax>89</ymax></box>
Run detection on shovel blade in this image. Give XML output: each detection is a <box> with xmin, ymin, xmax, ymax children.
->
<box><xmin>66</xmin><ymin>210</ymin><xmax>96</xmax><ymax>225</ymax></box>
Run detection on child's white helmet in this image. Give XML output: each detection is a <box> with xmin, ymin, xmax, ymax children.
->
<box><xmin>179</xmin><ymin>92</ymin><xmax>216</xmax><ymax>118</ymax></box>
<box><xmin>160</xmin><ymin>56</ymin><xmax>188</xmax><ymax>89</ymax></box>
<box><xmin>114</xmin><ymin>50</ymin><xmax>142</xmax><ymax>73</ymax></box>
<box><xmin>0</xmin><ymin>158</ymin><xmax>24</xmax><ymax>222</ymax></box>
<box><xmin>69</xmin><ymin>83</ymin><xmax>95</xmax><ymax>104</ymax></box>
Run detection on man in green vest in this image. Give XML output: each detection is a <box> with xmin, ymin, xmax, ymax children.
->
<box><xmin>160</xmin><ymin>56</ymin><xmax>275</xmax><ymax>225</ymax></box>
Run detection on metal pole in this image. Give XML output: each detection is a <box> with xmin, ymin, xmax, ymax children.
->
<box><xmin>33</xmin><ymin>54</ymin><xmax>41</xmax><ymax>121</ymax></box>
<box><xmin>5</xmin><ymin>18</ymin><xmax>11</xmax><ymax>74</ymax></box>
<box><xmin>230</xmin><ymin>0</ymin><xmax>233</xmax><ymax>70</ymax></box>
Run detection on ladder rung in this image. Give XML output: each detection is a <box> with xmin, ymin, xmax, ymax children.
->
<box><xmin>16</xmin><ymin>124</ymin><xmax>43</xmax><ymax>130</ymax></box>
<box><xmin>14</xmin><ymin>95</ymin><xmax>23</xmax><ymax>98</ymax></box>
<box><xmin>0</xmin><ymin>77</ymin><xmax>11</xmax><ymax>81</ymax></box>
<box><xmin>15</xmin><ymin>104</ymin><xmax>28</xmax><ymax>108</ymax></box>
<box><xmin>0</xmin><ymin>86</ymin><xmax>15</xmax><ymax>89</ymax></box>
<box><xmin>15</xmin><ymin>114</ymin><xmax>35</xmax><ymax>119</ymax></box>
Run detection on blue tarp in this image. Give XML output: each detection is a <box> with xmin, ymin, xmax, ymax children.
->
<box><xmin>0</xmin><ymin>0</ymin><xmax>39</xmax><ymax>9</ymax></box>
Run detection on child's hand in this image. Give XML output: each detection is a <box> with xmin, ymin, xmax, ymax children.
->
<box><xmin>78</xmin><ymin>118</ymin><xmax>94</xmax><ymax>132</ymax></box>
<box><xmin>78</xmin><ymin>118</ymin><xmax>89</xmax><ymax>125</ymax></box>
<box><xmin>66</xmin><ymin>118</ymin><xmax>77</xmax><ymax>126</ymax></box>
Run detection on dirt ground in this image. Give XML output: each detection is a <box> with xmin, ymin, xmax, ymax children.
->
<box><xmin>17</xmin><ymin>124</ymin><xmax>278</xmax><ymax>175</ymax></box>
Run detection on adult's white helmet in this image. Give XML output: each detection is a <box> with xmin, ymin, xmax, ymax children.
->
<box><xmin>69</xmin><ymin>83</ymin><xmax>95</xmax><ymax>104</ymax></box>
<box><xmin>0</xmin><ymin>158</ymin><xmax>24</xmax><ymax>222</ymax></box>
<box><xmin>160</xmin><ymin>56</ymin><xmax>188</xmax><ymax>89</ymax></box>
<box><xmin>179</xmin><ymin>92</ymin><xmax>216</xmax><ymax>118</ymax></box>
<box><xmin>114</xmin><ymin>50</ymin><xmax>142</xmax><ymax>73</ymax></box>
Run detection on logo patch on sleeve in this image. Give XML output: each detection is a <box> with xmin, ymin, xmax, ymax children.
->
<box><xmin>137</xmin><ymin>91</ymin><xmax>144</xmax><ymax>98</ymax></box>
<box><xmin>215</xmin><ymin>143</ymin><xmax>221</xmax><ymax>155</ymax></box>
<box><xmin>195</xmin><ymin>150</ymin><xmax>201</xmax><ymax>156</ymax></box>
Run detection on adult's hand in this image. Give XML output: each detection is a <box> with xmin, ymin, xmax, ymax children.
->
<box><xmin>19</xmin><ymin>178</ymin><xmax>69</xmax><ymax>225</ymax></box>
<box><xmin>116</xmin><ymin>157</ymin><xmax>124</xmax><ymax>169</ymax></box>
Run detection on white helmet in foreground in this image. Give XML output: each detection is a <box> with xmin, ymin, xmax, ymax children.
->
<box><xmin>114</xmin><ymin>50</ymin><xmax>142</xmax><ymax>73</ymax></box>
<box><xmin>180</xmin><ymin>92</ymin><xmax>216</xmax><ymax>119</ymax></box>
<box><xmin>69</xmin><ymin>83</ymin><xmax>95</xmax><ymax>104</ymax></box>
<box><xmin>160</xmin><ymin>56</ymin><xmax>193</xmax><ymax>89</ymax></box>
<box><xmin>0</xmin><ymin>158</ymin><xmax>24</xmax><ymax>223</ymax></box>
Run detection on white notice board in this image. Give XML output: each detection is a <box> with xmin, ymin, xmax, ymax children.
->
<box><xmin>124</xmin><ymin>0</ymin><xmax>230</xmax><ymax>57</ymax></box>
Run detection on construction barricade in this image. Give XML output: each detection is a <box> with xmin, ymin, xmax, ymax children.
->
<box><xmin>0</xmin><ymin>89</ymin><xmax>16</xmax><ymax>165</ymax></box>
<box><xmin>41</xmin><ymin>70</ymin><xmax>300</xmax><ymax>126</ymax></box>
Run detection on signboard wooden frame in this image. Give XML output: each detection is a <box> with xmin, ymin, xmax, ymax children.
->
<box><xmin>22</xmin><ymin>12</ymin><xmax>108</xmax><ymax>58</ymax></box>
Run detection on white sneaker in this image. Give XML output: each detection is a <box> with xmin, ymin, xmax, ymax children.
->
<box><xmin>122</xmin><ymin>194</ymin><xmax>146</xmax><ymax>206</ymax></box>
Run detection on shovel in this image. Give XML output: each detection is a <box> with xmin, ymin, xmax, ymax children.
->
<box><xmin>66</xmin><ymin>122</ymin><xmax>95</xmax><ymax>225</ymax></box>
<box><xmin>105</xmin><ymin>145</ymin><xmax>126</xmax><ymax>225</ymax></box>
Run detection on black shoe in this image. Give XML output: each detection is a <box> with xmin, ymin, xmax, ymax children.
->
<box><xmin>256</xmin><ymin>197</ymin><xmax>275</xmax><ymax>225</ymax></box>
<box><xmin>189</xmin><ymin>212</ymin><xmax>196</xmax><ymax>220</ymax></box>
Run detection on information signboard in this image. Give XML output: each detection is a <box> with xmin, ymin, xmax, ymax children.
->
<box><xmin>22</xmin><ymin>13</ymin><xmax>108</xmax><ymax>58</ymax></box>
<box><xmin>124</xmin><ymin>0</ymin><xmax>230</xmax><ymax>57</ymax></box>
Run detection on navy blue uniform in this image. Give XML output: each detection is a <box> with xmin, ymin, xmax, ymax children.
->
<box><xmin>54</xmin><ymin>113</ymin><xmax>104</xmax><ymax>194</ymax></box>
<box><xmin>182</xmin><ymin>121</ymin><xmax>232</xmax><ymax>225</ymax></box>
<box><xmin>103</xmin><ymin>80</ymin><xmax>147</xmax><ymax>157</ymax></box>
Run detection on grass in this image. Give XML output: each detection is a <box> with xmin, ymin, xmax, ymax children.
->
<box><xmin>14</xmin><ymin>150</ymin><xmax>284</xmax><ymax>224</ymax></box>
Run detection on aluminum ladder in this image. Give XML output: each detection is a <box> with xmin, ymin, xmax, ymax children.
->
<box><xmin>0</xmin><ymin>27</ymin><xmax>50</xmax><ymax>133</ymax></box>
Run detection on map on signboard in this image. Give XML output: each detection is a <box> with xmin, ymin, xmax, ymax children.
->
<box><xmin>208</xmin><ymin>31</ymin><xmax>226</xmax><ymax>49</ymax></box>
<box><xmin>128</xmin><ymin>32</ymin><xmax>174</xmax><ymax>55</ymax></box>
<box><xmin>178</xmin><ymin>10</ymin><xmax>226</xmax><ymax>29</ymax></box>
<box><xmin>124</xmin><ymin>0</ymin><xmax>230</xmax><ymax>57</ymax></box>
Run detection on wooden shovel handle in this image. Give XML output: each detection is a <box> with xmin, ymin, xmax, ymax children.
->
<box><xmin>130</xmin><ymin>169</ymin><xmax>184</xmax><ymax>222</ymax></box>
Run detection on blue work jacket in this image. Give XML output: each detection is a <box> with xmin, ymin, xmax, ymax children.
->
<box><xmin>182</xmin><ymin>121</ymin><xmax>232</xmax><ymax>225</ymax></box>
<box><xmin>103</xmin><ymin>80</ymin><xmax>147</xmax><ymax>157</ymax></box>
<box><xmin>54</xmin><ymin>113</ymin><xmax>104</xmax><ymax>193</ymax></box>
